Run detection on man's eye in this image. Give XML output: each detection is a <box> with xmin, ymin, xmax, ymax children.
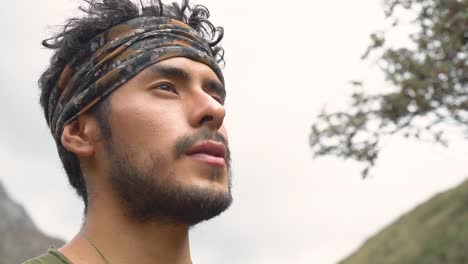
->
<box><xmin>153</xmin><ymin>83</ymin><xmax>177</xmax><ymax>94</ymax></box>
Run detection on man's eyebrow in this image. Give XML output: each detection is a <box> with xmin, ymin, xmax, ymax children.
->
<box><xmin>204</xmin><ymin>79</ymin><xmax>226</xmax><ymax>100</ymax></box>
<box><xmin>149</xmin><ymin>65</ymin><xmax>190</xmax><ymax>81</ymax></box>
<box><xmin>149</xmin><ymin>63</ymin><xmax>225</xmax><ymax>99</ymax></box>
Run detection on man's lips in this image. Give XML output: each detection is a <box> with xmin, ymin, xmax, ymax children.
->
<box><xmin>185</xmin><ymin>140</ymin><xmax>226</xmax><ymax>167</ymax></box>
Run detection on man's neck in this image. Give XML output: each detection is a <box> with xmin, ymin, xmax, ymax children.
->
<box><xmin>59</xmin><ymin>198</ymin><xmax>192</xmax><ymax>264</ymax></box>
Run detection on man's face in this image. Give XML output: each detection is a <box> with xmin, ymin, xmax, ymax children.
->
<box><xmin>95</xmin><ymin>57</ymin><xmax>232</xmax><ymax>225</ymax></box>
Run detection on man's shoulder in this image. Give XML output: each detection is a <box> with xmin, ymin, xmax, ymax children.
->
<box><xmin>22</xmin><ymin>248</ymin><xmax>71</xmax><ymax>264</ymax></box>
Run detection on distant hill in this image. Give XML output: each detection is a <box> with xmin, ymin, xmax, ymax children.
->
<box><xmin>0</xmin><ymin>181</ymin><xmax>64</xmax><ymax>263</ymax></box>
<box><xmin>339</xmin><ymin>178</ymin><xmax>468</xmax><ymax>264</ymax></box>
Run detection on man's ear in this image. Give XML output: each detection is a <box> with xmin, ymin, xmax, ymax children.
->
<box><xmin>61</xmin><ymin>115</ymin><xmax>97</xmax><ymax>157</ymax></box>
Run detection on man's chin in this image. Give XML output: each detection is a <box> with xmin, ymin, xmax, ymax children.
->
<box><xmin>162</xmin><ymin>183</ymin><xmax>233</xmax><ymax>226</ymax></box>
<box><xmin>112</xmin><ymin>172</ymin><xmax>232</xmax><ymax>225</ymax></box>
<box><xmin>107</xmin><ymin>141</ymin><xmax>232</xmax><ymax>225</ymax></box>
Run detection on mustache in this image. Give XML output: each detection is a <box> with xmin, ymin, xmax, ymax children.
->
<box><xmin>174</xmin><ymin>128</ymin><xmax>231</xmax><ymax>166</ymax></box>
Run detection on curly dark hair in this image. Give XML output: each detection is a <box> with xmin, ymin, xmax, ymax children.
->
<box><xmin>39</xmin><ymin>0</ymin><xmax>224</xmax><ymax>210</ymax></box>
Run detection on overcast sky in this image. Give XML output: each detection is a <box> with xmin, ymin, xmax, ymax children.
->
<box><xmin>1</xmin><ymin>1</ymin><xmax>468</xmax><ymax>263</ymax></box>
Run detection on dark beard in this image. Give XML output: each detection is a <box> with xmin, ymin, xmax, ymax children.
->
<box><xmin>105</xmin><ymin>129</ymin><xmax>232</xmax><ymax>226</ymax></box>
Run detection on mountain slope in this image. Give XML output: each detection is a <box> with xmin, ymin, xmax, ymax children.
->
<box><xmin>0</xmin><ymin>181</ymin><xmax>64</xmax><ymax>263</ymax></box>
<box><xmin>339</xmin><ymin>178</ymin><xmax>468</xmax><ymax>264</ymax></box>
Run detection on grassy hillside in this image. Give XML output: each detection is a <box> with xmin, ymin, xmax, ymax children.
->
<box><xmin>339</xmin><ymin>178</ymin><xmax>468</xmax><ymax>264</ymax></box>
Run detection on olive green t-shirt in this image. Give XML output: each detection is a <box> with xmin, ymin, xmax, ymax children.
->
<box><xmin>22</xmin><ymin>248</ymin><xmax>72</xmax><ymax>264</ymax></box>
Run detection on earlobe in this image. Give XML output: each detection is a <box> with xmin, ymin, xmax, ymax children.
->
<box><xmin>61</xmin><ymin>118</ymin><xmax>95</xmax><ymax>157</ymax></box>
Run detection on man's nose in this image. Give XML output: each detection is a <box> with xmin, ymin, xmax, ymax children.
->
<box><xmin>188</xmin><ymin>90</ymin><xmax>225</xmax><ymax>130</ymax></box>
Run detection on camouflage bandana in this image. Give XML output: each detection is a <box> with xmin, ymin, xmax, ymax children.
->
<box><xmin>48</xmin><ymin>16</ymin><xmax>223</xmax><ymax>141</ymax></box>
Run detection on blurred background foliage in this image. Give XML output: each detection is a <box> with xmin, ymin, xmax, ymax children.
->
<box><xmin>310</xmin><ymin>0</ymin><xmax>468</xmax><ymax>177</ymax></box>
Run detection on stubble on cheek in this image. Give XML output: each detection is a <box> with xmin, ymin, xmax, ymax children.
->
<box><xmin>209</xmin><ymin>167</ymin><xmax>225</xmax><ymax>182</ymax></box>
<box><xmin>107</xmin><ymin>146</ymin><xmax>167</xmax><ymax>221</ymax></box>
